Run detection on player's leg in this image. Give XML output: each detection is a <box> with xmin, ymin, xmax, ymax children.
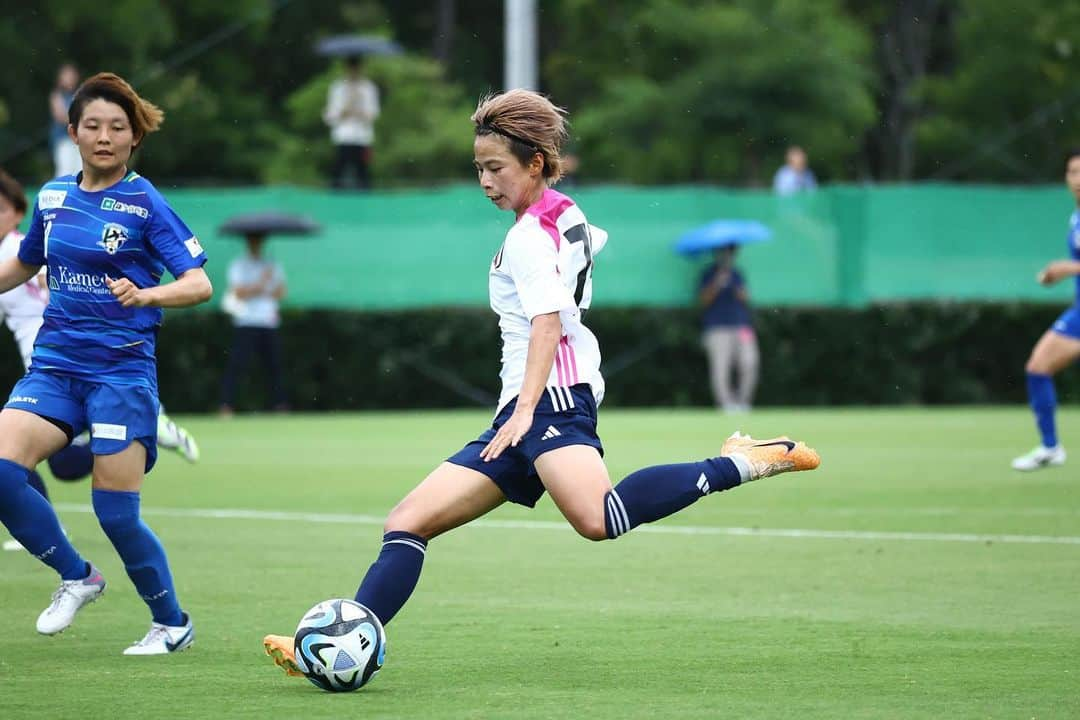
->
<box><xmin>156</xmin><ymin>403</ymin><xmax>200</xmax><ymax>463</ymax></box>
<box><xmin>1013</xmin><ymin>326</ymin><xmax>1080</xmax><ymax>471</ymax></box>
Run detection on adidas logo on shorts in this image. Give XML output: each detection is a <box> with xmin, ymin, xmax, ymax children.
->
<box><xmin>541</xmin><ymin>425</ymin><xmax>562</xmax><ymax>441</ymax></box>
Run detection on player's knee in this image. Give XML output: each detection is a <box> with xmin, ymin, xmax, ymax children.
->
<box><xmin>569</xmin><ymin>511</ymin><xmax>608</xmax><ymax>542</ymax></box>
<box><xmin>92</xmin><ymin>491</ymin><xmax>140</xmax><ymax>536</ymax></box>
<box><xmin>383</xmin><ymin>499</ymin><xmax>432</xmax><ymax>540</ymax></box>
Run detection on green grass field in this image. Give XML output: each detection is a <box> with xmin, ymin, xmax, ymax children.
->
<box><xmin>1</xmin><ymin>407</ymin><xmax>1077</xmax><ymax>719</ymax></box>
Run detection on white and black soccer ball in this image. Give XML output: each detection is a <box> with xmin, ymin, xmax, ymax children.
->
<box><xmin>293</xmin><ymin>599</ymin><xmax>386</xmax><ymax>692</ymax></box>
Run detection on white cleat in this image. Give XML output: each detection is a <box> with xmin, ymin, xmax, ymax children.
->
<box><xmin>1011</xmin><ymin>445</ymin><xmax>1066</xmax><ymax>472</ymax></box>
<box><xmin>124</xmin><ymin>613</ymin><xmax>194</xmax><ymax>655</ymax></box>
<box><xmin>36</xmin><ymin>564</ymin><xmax>106</xmax><ymax>635</ymax></box>
<box><xmin>157</xmin><ymin>414</ymin><xmax>200</xmax><ymax>464</ymax></box>
<box><xmin>3</xmin><ymin>537</ymin><xmax>25</xmax><ymax>552</ymax></box>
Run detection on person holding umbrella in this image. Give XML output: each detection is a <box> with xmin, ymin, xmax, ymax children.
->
<box><xmin>323</xmin><ymin>55</ymin><xmax>380</xmax><ymax>190</ymax></box>
<box><xmin>219</xmin><ymin>213</ymin><xmax>317</xmax><ymax>416</ymax></box>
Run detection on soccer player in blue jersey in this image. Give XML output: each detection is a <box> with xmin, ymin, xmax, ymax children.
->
<box><xmin>0</xmin><ymin>73</ymin><xmax>212</xmax><ymax>654</ymax></box>
<box><xmin>1011</xmin><ymin>149</ymin><xmax>1080</xmax><ymax>471</ymax></box>
<box><xmin>263</xmin><ymin>90</ymin><xmax>821</xmax><ymax>676</ymax></box>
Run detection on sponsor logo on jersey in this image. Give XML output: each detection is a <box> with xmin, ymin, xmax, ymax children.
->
<box><xmin>8</xmin><ymin>395</ymin><xmax>38</xmax><ymax>405</ymax></box>
<box><xmin>184</xmin><ymin>236</ymin><xmax>204</xmax><ymax>258</ymax></box>
<box><xmin>100</xmin><ymin>197</ymin><xmax>149</xmax><ymax>219</ymax></box>
<box><xmin>54</xmin><ymin>265</ymin><xmax>111</xmax><ymax>295</ymax></box>
<box><xmin>98</xmin><ymin>223</ymin><xmax>129</xmax><ymax>255</ymax></box>
<box><xmin>91</xmin><ymin>423</ymin><xmax>127</xmax><ymax>441</ymax></box>
<box><xmin>37</xmin><ymin>189</ymin><xmax>67</xmax><ymax>209</ymax></box>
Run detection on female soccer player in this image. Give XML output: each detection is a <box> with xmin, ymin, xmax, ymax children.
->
<box><xmin>264</xmin><ymin>90</ymin><xmax>820</xmax><ymax>675</ymax></box>
<box><xmin>1011</xmin><ymin>149</ymin><xmax>1080</xmax><ymax>471</ymax></box>
<box><xmin>0</xmin><ymin>73</ymin><xmax>211</xmax><ymax>654</ymax></box>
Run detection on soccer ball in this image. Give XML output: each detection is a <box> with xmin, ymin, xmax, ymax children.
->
<box><xmin>293</xmin><ymin>599</ymin><xmax>386</xmax><ymax>692</ymax></box>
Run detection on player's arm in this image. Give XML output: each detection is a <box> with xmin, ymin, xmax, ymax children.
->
<box><xmin>108</xmin><ymin>267</ymin><xmax>212</xmax><ymax>309</ymax></box>
<box><xmin>1037</xmin><ymin>260</ymin><xmax>1080</xmax><ymax>286</ymax></box>
<box><xmin>0</xmin><ymin>257</ymin><xmax>41</xmax><ymax>294</ymax></box>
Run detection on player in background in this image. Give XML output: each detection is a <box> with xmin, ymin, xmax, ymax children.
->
<box><xmin>263</xmin><ymin>89</ymin><xmax>820</xmax><ymax>675</ymax></box>
<box><xmin>1011</xmin><ymin>149</ymin><xmax>1080</xmax><ymax>471</ymax></box>
<box><xmin>0</xmin><ymin>73</ymin><xmax>212</xmax><ymax>654</ymax></box>
<box><xmin>0</xmin><ymin>169</ymin><xmax>199</xmax><ymax>553</ymax></box>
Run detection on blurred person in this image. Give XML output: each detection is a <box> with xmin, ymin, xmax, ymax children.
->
<box><xmin>699</xmin><ymin>245</ymin><xmax>758</xmax><ymax>412</ymax></box>
<box><xmin>1011</xmin><ymin>149</ymin><xmax>1080</xmax><ymax>471</ymax></box>
<box><xmin>49</xmin><ymin>63</ymin><xmax>82</xmax><ymax>178</ymax></box>
<box><xmin>0</xmin><ymin>169</ymin><xmax>199</xmax><ymax>553</ymax></box>
<box><xmin>0</xmin><ymin>73</ymin><xmax>211</xmax><ymax>653</ymax></box>
<box><xmin>262</xmin><ymin>89</ymin><xmax>820</xmax><ymax>676</ymax></box>
<box><xmin>324</xmin><ymin>55</ymin><xmax>380</xmax><ymax>190</ymax></box>
<box><xmin>219</xmin><ymin>233</ymin><xmax>288</xmax><ymax>415</ymax></box>
<box><xmin>772</xmin><ymin>145</ymin><xmax>817</xmax><ymax>196</ymax></box>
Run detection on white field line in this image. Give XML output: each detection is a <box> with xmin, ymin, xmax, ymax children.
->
<box><xmin>52</xmin><ymin>503</ymin><xmax>1080</xmax><ymax>547</ymax></box>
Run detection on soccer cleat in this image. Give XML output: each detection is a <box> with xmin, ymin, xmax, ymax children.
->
<box><xmin>36</xmin><ymin>564</ymin><xmax>107</xmax><ymax>635</ymax></box>
<box><xmin>263</xmin><ymin>634</ymin><xmax>304</xmax><ymax>677</ymax></box>
<box><xmin>157</xmin><ymin>413</ymin><xmax>200</xmax><ymax>463</ymax></box>
<box><xmin>721</xmin><ymin>431</ymin><xmax>820</xmax><ymax>481</ymax></box>
<box><xmin>1011</xmin><ymin>445</ymin><xmax>1066</xmax><ymax>472</ymax></box>
<box><xmin>123</xmin><ymin>613</ymin><xmax>194</xmax><ymax>655</ymax></box>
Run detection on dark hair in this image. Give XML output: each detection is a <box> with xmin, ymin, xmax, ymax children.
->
<box><xmin>0</xmin><ymin>169</ymin><xmax>28</xmax><ymax>215</ymax></box>
<box><xmin>68</xmin><ymin>72</ymin><xmax>163</xmax><ymax>141</ymax></box>
<box><xmin>1066</xmin><ymin>149</ymin><xmax>1080</xmax><ymax>169</ymax></box>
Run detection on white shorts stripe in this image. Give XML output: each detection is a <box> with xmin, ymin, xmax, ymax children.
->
<box><xmin>546</xmin><ymin>386</ymin><xmax>561</xmax><ymax>411</ymax></box>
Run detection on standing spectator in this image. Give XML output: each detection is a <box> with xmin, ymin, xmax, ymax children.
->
<box><xmin>324</xmin><ymin>56</ymin><xmax>380</xmax><ymax>190</ymax></box>
<box><xmin>220</xmin><ymin>233</ymin><xmax>288</xmax><ymax>415</ymax></box>
<box><xmin>772</xmin><ymin>145</ymin><xmax>817</xmax><ymax>196</ymax></box>
<box><xmin>699</xmin><ymin>245</ymin><xmax>758</xmax><ymax>412</ymax></box>
<box><xmin>49</xmin><ymin>63</ymin><xmax>81</xmax><ymax>178</ymax></box>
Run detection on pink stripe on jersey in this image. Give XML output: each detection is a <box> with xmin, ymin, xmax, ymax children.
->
<box><xmin>525</xmin><ymin>188</ymin><xmax>575</xmax><ymax>251</ymax></box>
<box><xmin>554</xmin><ymin>343</ymin><xmax>567</xmax><ymax>386</ymax></box>
<box><xmin>562</xmin><ymin>336</ymin><xmax>579</xmax><ymax>384</ymax></box>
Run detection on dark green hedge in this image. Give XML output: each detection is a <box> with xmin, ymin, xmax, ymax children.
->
<box><xmin>0</xmin><ymin>303</ymin><xmax>1074</xmax><ymax>411</ymax></box>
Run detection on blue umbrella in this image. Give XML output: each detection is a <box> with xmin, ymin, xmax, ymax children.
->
<box><xmin>315</xmin><ymin>35</ymin><xmax>404</xmax><ymax>57</ymax></box>
<box><xmin>674</xmin><ymin>219</ymin><xmax>772</xmax><ymax>256</ymax></box>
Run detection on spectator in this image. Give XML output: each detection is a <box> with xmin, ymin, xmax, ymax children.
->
<box><xmin>324</xmin><ymin>56</ymin><xmax>380</xmax><ymax>190</ymax></box>
<box><xmin>220</xmin><ymin>233</ymin><xmax>288</xmax><ymax>415</ymax></box>
<box><xmin>699</xmin><ymin>245</ymin><xmax>758</xmax><ymax>412</ymax></box>
<box><xmin>772</xmin><ymin>145</ymin><xmax>817</xmax><ymax>196</ymax></box>
<box><xmin>49</xmin><ymin>63</ymin><xmax>81</xmax><ymax>178</ymax></box>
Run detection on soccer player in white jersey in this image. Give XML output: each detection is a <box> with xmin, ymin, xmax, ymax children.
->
<box><xmin>263</xmin><ymin>90</ymin><xmax>820</xmax><ymax>675</ymax></box>
<box><xmin>0</xmin><ymin>169</ymin><xmax>198</xmax><ymax>553</ymax></box>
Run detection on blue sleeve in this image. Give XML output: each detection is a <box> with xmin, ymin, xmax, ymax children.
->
<box><xmin>146</xmin><ymin>190</ymin><xmax>207</xmax><ymax>278</ymax></box>
<box><xmin>18</xmin><ymin>201</ymin><xmax>46</xmax><ymax>266</ymax></box>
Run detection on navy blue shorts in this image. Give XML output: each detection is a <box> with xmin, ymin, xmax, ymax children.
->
<box><xmin>447</xmin><ymin>384</ymin><xmax>604</xmax><ymax>508</ymax></box>
<box><xmin>5</xmin><ymin>370</ymin><xmax>159</xmax><ymax>472</ymax></box>
<box><xmin>1051</xmin><ymin>305</ymin><xmax>1080</xmax><ymax>340</ymax></box>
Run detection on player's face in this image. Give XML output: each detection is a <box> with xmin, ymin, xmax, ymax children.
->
<box><xmin>1066</xmin><ymin>157</ymin><xmax>1080</xmax><ymax>202</ymax></box>
<box><xmin>0</xmin><ymin>195</ymin><xmax>23</xmax><ymax>237</ymax></box>
<box><xmin>70</xmin><ymin>99</ymin><xmax>136</xmax><ymax>176</ymax></box>
<box><xmin>474</xmin><ymin>134</ymin><xmax>544</xmax><ymax>215</ymax></box>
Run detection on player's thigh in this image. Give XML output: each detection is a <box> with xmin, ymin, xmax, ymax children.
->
<box><xmin>91</xmin><ymin>442</ymin><xmax>146</xmax><ymax>492</ymax></box>
<box><xmin>534</xmin><ymin>445</ymin><xmax>612</xmax><ymax>541</ymax></box>
<box><xmin>0</xmin><ymin>408</ymin><xmax>70</xmax><ymax>467</ymax></box>
<box><xmin>1026</xmin><ymin>330</ymin><xmax>1080</xmax><ymax>375</ymax></box>
<box><xmin>386</xmin><ymin>462</ymin><xmax>506</xmax><ymax>540</ymax></box>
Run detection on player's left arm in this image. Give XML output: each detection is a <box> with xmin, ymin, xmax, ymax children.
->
<box><xmin>108</xmin><ymin>267</ymin><xmax>212</xmax><ymax>308</ymax></box>
<box><xmin>1037</xmin><ymin>259</ymin><xmax>1080</xmax><ymax>285</ymax></box>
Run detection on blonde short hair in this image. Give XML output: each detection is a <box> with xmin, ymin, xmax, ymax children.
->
<box><xmin>471</xmin><ymin>89</ymin><xmax>568</xmax><ymax>182</ymax></box>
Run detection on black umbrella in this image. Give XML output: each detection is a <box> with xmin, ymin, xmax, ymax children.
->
<box><xmin>315</xmin><ymin>35</ymin><xmax>403</xmax><ymax>58</ymax></box>
<box><xmin>219</xmin><ymin>212</ymin><xmax>321</xmax><ymax>238</ymax></box>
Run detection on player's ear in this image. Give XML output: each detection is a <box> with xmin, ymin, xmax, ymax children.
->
<box><xmin>67</xmin><ymin>124</ymin><xmax>77</xmax><ymax>144</ymax></box>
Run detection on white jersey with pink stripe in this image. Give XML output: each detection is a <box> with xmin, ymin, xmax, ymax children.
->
<box><xmin>0</xmin><ymin>231</ymin><xmax>48</xmax><ymax>328</ymax></box>
<box><xmin>489</xmin><ymin>188</ymin><xmax>607</xmax><ymax>413</ymax></box>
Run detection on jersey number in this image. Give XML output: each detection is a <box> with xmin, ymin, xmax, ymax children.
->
<box><xmin>564</xmin><ymin>223</ymin><xmax>592</xmax><ymax>306</ymax></box>
<box><xmin>43</xmin><ymin>220</ymin><xmax>52</xmax><ymax>258</ymax></box>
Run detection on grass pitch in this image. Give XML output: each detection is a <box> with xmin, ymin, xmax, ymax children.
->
<box><xmin>0</xmin><ymin>407</ymin><xmax>1077</xmax><ymax>719</ymax></box>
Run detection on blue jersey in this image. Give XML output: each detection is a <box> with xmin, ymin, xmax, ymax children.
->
<box><xmin>19</xmin><ymin>171</ymin><xmax>207</xmax><ymax>387</ymax></box>
<box><xmin>1069</xmin><ymin>211</ymin><xmax>1080</xmax><ymax>305</ymax></box>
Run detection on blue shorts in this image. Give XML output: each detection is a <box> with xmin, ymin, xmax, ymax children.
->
<box><xmin>5</xmin><ymin>370</ymin><xmax>159</xmax><ymax>472</ymax></box>
<box><xmin>1051</xmin><ymin>305</ymin><xmax>1080</xmax><ymax>340</ymax></box>
<box><xmin>447</xmin><ymin>384</ymin><xmax>604</xmax><ymax>508</ymax></box>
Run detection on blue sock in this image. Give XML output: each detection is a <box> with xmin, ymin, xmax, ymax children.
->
<box><xmin>604</xmin><ymin>457</ymin><xmax>742</xmax><ymax>539</ymax></box>
<box><xmin>26</xmin><ymin>470</ymin><xmax>50</xmax><ymax>501</ymax></box>
<box><xmin>48</xmin><ymin>443</ymin><xmax>94</xmax><ymax>482</ymax></box>
<box><xmin>354</xmin><ymin>531</ymin><xmax>427</xmax><ymax>626</ymax></box>
<box><xmin>0</xmin><ymin>459</ymin><xmax>87</xmax><ymax>580</ymax></box>
<box><xmin>92</xmin><ymin>489</ymin><xmax>183</xmax><ymax>626</ymax></box>
<box><xmin>1026</xmin><ymin>372</ymin><xmax>1058</xmax><ymax>448</ymax></box>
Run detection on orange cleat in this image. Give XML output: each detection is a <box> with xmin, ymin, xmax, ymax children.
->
<box><xmin>263</xmin><ymin>634</ymin><xmax>304</xmax><ymax>678</ymax></box>
<box><xmin>721</xmin><ymin>431</ymin><xmax>821</xmax><ymax>481</ymax></box>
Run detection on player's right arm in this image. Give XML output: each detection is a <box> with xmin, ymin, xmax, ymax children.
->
<box><xmin>0</xmin><ymin>257</ymin><xmax>41</xmax><ymax>294</ymax></box>
<box><xmin>1037</xmin><ymin>260</ymin><xmax>1080</xmax><ymax>285</ymax></box>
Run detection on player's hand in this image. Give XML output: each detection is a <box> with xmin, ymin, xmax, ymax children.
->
<box><xmin>1037</xmin><ymin>262</ymin><xmax>1066</xmax><ymax>286</ymax></box>
<box><xmin>106</xmin><ymin>275</ymin><xmax>150</xmax><ymax>307</ymax></box>
<box><xmin>480</xmin><ymin>407</ymin><xmax>535</xmax><ymax>462</ymax></box>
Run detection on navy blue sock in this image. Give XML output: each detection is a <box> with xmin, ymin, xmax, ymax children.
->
<box><xmin>26</xmin><ymin>470</ymin><xmax>50</xmax><ymax>501</ymax></box>
<box><xmin>92</xmin><ymin>489</ymin><xmax>183</xmax><ymax>626</ymax></box>
<box><xmin>0</xmin><ymin>459</ymin><xmax>87</xmax><ymax>579</ymax></box>
<box><xmin>354</xmin><ymin>531</ymin><xmax>428</xmax><ymax>626</ymax></box>
<box><xmin>1026</xmin><ymin>372</ymin><xmax>1058</xmax><ymax>448</ymax></box>
<box><xmin>604</xmin><ymin>457</ymin><xmax>742</xmax><ymax>539</ymax></box>
<box><xmin>47</xmin><ymin>443</ymin><xmax>94</xmax><ymax>482</ymax></box>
